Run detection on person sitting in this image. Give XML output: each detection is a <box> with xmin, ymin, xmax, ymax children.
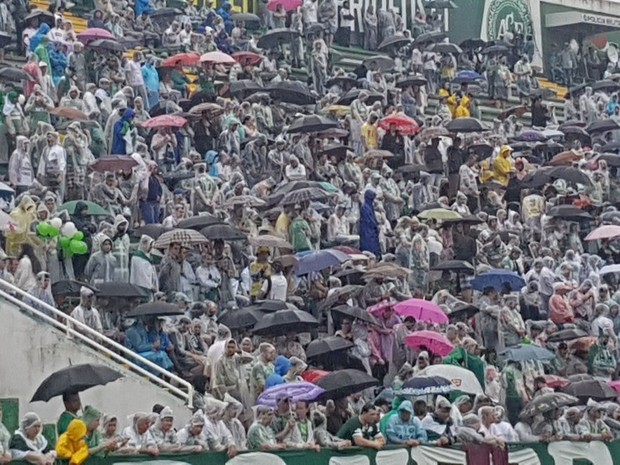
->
<box><xmin>337</xmin><ymin>402</ymin><xmax>385</xmax><ymax>450</ymax></box>
<box><xmin>247</xmin><ymin>406</ymin><xmax>284</xmax><ymax>451</ymax></box>
<box><xmin>176</xmin><ymin>414</ymin><xmax>208</xmax><ymax>449</ymax></box>
<box><xmin>149</xmin><ymin>407</ymin><xmax>179</xmax><ymax>452</ymax></box>
<box><xmin>385</xmin><ymin>400</ymin><xmax>427</xmax><ymax>446</ymax></box>
<box><xmin>119</xmin><ymin>413</ymin><xmax>159</xmax><ymax>456</ymax></box>
<box><xmin>55</xmin><ymin>419</ymin><xmax>89</xmax><ymax>465</ymax></box>
<box><xmin>311</xmin><ymin>410</ymin><xmax>351</xmax><ymax>449</ymax></box>
<box><xmin>9</xmin><ymin>413</ymin><xmax>55</xmax><ymax>465</ymax></box>
<box><xmin>80</xmin><ymin>406</ymin><xmax>117</xmax><ymax>457</ymax></box>
<box><xmin>57</xmin><ymin>393</ymin><xmax>82</xmax><ymax>436</ymax></box>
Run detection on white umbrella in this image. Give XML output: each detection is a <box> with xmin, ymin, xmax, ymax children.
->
<box><xmin>601</xmin><ymin>264</ymin><xmax>620</xmax><ymax>275</ymax></box>
<box><xmin>417</xmin><ymin>365</ymin><xmax>483</xmax><ymax>394</ymax></box>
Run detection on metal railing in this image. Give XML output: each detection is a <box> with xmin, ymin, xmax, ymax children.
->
<box><xmin>0</xmin><ymin>279</ymin><xmax>194</xmax><ymax>408</ymax></box>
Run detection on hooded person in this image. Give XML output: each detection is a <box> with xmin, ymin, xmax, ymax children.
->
<box><xmin>493</xmin><ymin>145</ymin><xmax>513</xmax><ymax>186</ymax></box>
<box><xmin>149</xmin><ymin>407</ymin><xmax>179</xmax><ymax>451</ymax></box>
<box><xmin>37</xmin><ymin>131</ymin><xmax>67</xmax><ymax>202</ymax></box>
<box><xmin>385</xmin><ymin>400</ymin><xmax>427</xmax><ymax>445</ymax></box>
<box><xmin>359</xmin><ymin>189</ymin><xmax>381</xmax><ymax>258</ymax></box>
<box><xmin>214</xmin><ymin>338</ymin><xmax>243</xmax><ymax>400</ymax></box>
<box><xmin>7</xmin><ymin>195</ymin><xmax>37</xmax><ymax>256</ymax></box>
<box><xmin>130</xmin><ymin>235</ymin><xmax>159</xmax><ymax>293</ymax></box>
<box><xmin>70</xmin><ymin>287</ymin><xmax>103</xmax><ymax>333</ymax></box>
<box><xmin>111</xmin><ymin>214</ymin><xmax>130</xmax><ymax>282</ymax></box>
<box><xmin>222</xmin><ymin>394</ymin><xmax>247</xmax><ymax>451</ymax></box>
<box><xmin>119</xmin><ymin>412</ymin><xmax>158</xmax><ymax>454</ymax></box>
<box><xmin>84</xmin><ymin>235</ymin><xmax>117</xmax><ymax>286</ymax></box>
<box><xmin>8</xmin><ymin>136</ymin><xmax>33</xmax><ymax>194</ymax></box>
<box><xmin>206</xmin><ymin>325</ymin><xmax>233</xmax><ymax>388</ymax></box>
<box><xmin>176</xmin><ymin>413</ymin><xmax>207</xmax><ymax>449</ymax></box>
<box><xmin>9</xmin><ymin>412</ymin><xmax>54</xmax><ymax>462</ymax></box>
<box><xmin>112</xmin><ymin>108</ymin><xmax>136</xmax><ymax>155</ymax></box>
<box><xmin>203</xmin><ymin>396</ymin><xmax>237</xmax><ymax>457</ymax></box>
<box><xmin>55</xmin><ymin>419</ymin><xmax>89</xmax><ymax>465</ymax></box>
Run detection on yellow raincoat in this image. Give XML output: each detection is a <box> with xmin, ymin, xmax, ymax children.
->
<box><xmin>56</xmin><ymin>420</ymin><xmax>89</xmax><ymax>465</ymax></box>
<box><xmin>493</xmin><ymin>145</ymin><xmax>513</xmax><ymax>186</ymax></box>
<box><xmin>6</xmin><ymin>195</ymin><xmax>37</xmax><ymax>256</ymax></box>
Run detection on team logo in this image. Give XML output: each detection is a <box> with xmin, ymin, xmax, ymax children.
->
<box><xmin>486</xmin><ymin>0</ymin><xmax>533</xmax><ymax>40</ymax></box>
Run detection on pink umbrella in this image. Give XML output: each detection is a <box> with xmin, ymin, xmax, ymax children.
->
<box><xmin>405</xmin><ymin>331</ymin><xmax>454</xmax><ymax>357</ymax></box>
<box><xmin>77</xmin><ymin>28</ymin><xmax>115</xmax><ymax>42</ymax></box>
<box><xmin>267</xmin><ymin>0</ymin><xmax>302</xmax><ymax>11</ymax></box>
<box><xmin>585</xmin><ymin>225</ymin><xmax>620</xmax><ymax>241</ymax></box>
<box><xmin>394</xmin><ymin>298</ymin><xmax>449</xmax><ymax>324</ymax></box>
<box><xmin>610</xmin><ymin>380</ymin><xmax>620</xmax><ymax>393</ymax></box>
<box><xmin>200</xmin><ymin>51</ymin><xmax>236</xmax><ymax>65</ymax></box>
<box><xmin>140</xmin><ymin>115</ymin><xmax>187</xmax><ymax>129</ymax></box>
<box><xmin>367</xmin><ymin>299</ymin><xmax>397</xmax><ymax>316</ymax></box>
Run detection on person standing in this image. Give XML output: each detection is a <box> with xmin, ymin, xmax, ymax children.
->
<box><xmin>337</xmin><ymin>1</ymin><xmax>354</xmax><ymax>47</ymax></box>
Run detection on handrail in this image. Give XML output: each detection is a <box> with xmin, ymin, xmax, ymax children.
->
<box><xmin>0</xmin><ymin>279</ymin><xmax>193</xmax><ymax>408</ymax></box>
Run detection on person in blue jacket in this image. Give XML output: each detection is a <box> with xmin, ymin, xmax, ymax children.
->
<box><xmin>359</xmin><ymin>189</ymin><xmax>381</xmax><ymax>258</ymax></box>
<box><xmin>111</xmin><ymin>108</ymin><xmax>135</xmax><ymax>155</ymax></box>
<box><xmin>385</xmin><ymin>400</ymin><xmax>428</xmax><ymax>445</ymax></box>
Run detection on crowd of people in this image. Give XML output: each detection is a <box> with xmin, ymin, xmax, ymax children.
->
<box><xmin>2</xmin><ymin>0</ymin><xmax>620</xmax><ymax>463</ymax></box>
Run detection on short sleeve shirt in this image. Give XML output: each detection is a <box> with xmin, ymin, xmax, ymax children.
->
<box><xmin>337</xmin><ymin>416</ymin><xmax>382</xmax><ymax>441</ymax></box>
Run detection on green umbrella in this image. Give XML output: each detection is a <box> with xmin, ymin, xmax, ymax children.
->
<box><xmin>58</xmin><ymin>201</ymin><xmax>109</xmax><ymax>216</ymax></box>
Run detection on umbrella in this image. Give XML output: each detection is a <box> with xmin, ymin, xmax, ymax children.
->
<box><xmin>428</xmin><ymin>42</ymin><xmax>462</xmax><ymax>55</ymax></box>
<box><xmin>448</xmin><ymin>303</ymin><xmax>479</xmax><ymax>321</ymax></box>
<box><xmin>396</xmin><ymin>376</ymin><xmax>454</xmax><ymax>396</ymax></box>
<box><xmin>252</xmin><ymin>309</ymin><xmax>319</xmax><ymax>335</ymax></box>
<box><xmin>31</xmin><ymin>364</ymin><xmax>123</xmax><ymax>402</ymax></box>
<box><xmin>466</xmin><ymin>143</ymin><xmax>493</xmax><ymax>159</ymax></box>
<box><xmin>201</xmin><ymin>224</ymin><xmax>247</xmax><ymax>241</ymax></box>
<box><xmin>586</xmin><ymin>225</ymin><xmax>620</xmax><ymax>241</ymax></box>
<box><xmin>418</xmin><ymin>208</ymin><xmax>461</xmax><ymax>220</ymax></box>
<box><xmin>417</xmin><ymin>365</ymin><xmax>483</xmax><ymax>394</ymax></box>
<box><xmin>378</xmin><ymin>114</ymin><xmax>420</xmax><ymax>135</ymax></box>
<box><xmin>521</xmin><ymin>393</ymin><xmax>578</xmax><ymax>417</ymax></box>
<box><xmin>512</xmin><ymin>130</ymin><xmax>547</xmax><ymax>142</ymax></box>
<box><xmin>418</xmin><ymin>126</ymin><xmax>449</xmax><ymax>141</ymax></box>
<box><xmin>230</xmin><ymin>80</ymin><xmax>263</xmax><ymax>98</ymax></box>
<box><xmin>126</xmin><ymin>302</ymin><xmax>184</xmax><ymax>318</ymax></box>
<box><xmin>140</xmin><ymin>115</ymin><xmax>187</xmax><ymax>129</ymax></box>
<box><xmin>25</xmin><ymin>9</ymin><xmax>55</xmax><ymax>25</ymax></box>
<box><xmin>415</xmin><ymin>31</ymin><xmax>446</xmax><ymax>43</ymax></box>
<box><xmin>393</xmin><ymin>299</ymin><xmax>448</xmax><ymax>324</ymax></box>
<box><xmin>231</xmin><ymin>12</ymin><xmax>260</xmax><ymax>21</ymax></box>
<box><xmin>562</xmin><ymin>378</ymin><xmax>618</xmax><ymax>401</ymax></box>
<box><xmin>543</xmin><ymin>375</ymin><xmax>570</xmax><ymax>389</ymax></box>
<box><xmin>500</xmin><ymin>344</ymin><xmax>555</xmax><ymax>362</ymax></box>
<box><xmin>460</xmin><ymin>38</ymin><xmax>486</xmax><ymax>50</ymax></box>
<box><xmin>89</xmin><ymin>156</ymin><xmax>138</xmax><ymax>173</ymax></box>
<box><xmin>288</xmin><ymin>115</ymin><xmax>338</xmax><ymax>134</ymax></box>
<box><xmin>266</xmin><ymin>0</ymin><xmax>302</xmax><ymax>11</ymax></box>
<box><xmin>547</xmin><ymin>328</ymin><xmax>589</xmax><ymax>342</ymax></box>
<box><xmin>51</xmin><ymin>280</ymin><xmax>99</xmax><ymax>297</ymax></box>
<box><xmin>88</xmin><ymin>39</ymin><xmax>125</xmax><ymax>52</ymax></box>
<box><xmin>0</xmin><ymin>66</ymin><xmax>30</xmax><ymax>82</ymax></box>
<box><xmin>481</xmin><ymin>44</ymin><xmax>510</xmax><ymax>55</ymax></box>
<box><xmin>257</xmin><ymin>382</ymin><xmax>324</xmax><ymax>407</ymax></box>
<box><xmin>445</xmin><ymin>117</ymin><xmax>484</xmax><ymax>133</ymax></box>
<box><xmin>602</xmin><ymin>141</ymin><xmax>620</xmax><ymax>153</ymax></box>
<box><xmin>378</xmin><ymin>35</ymin><xmax>411</xmax><ymax>51</ymax></box>
<box><xmin>273</xmin><ymin>254</ymin><xmax>299</xmax><ymax>269</ymax></box>
<box><xmin>200</xmin><ymin>51</ymin><xmax>236</xmax><ymax>65</ymax></box>
<box><xmin>296</xmin><ymin>249</ymin><xmax>350</xmax><ymax>275</ymax></box>
<box><xmin>267</xmin><ymin>80</ymin><xmax>315</xmax><ymax>105</ymax></box>
<box><xmin>367</xmin><ymin>299</ymin><xmax>398</xmax><ymax>316</ymax></box>
<box><xmin>150</xmin><ymin>7</ymin><xmax>182</xmax><ymax>16</ymax></box>
<box><xmin>396</xmin><ymin>75</ymin><xmax>427</xmax><ymax>88</ymax></box>
<box><xmin>404</xmin><ymin>330</ymin><xmax>454</xmax><ymax>356</ymax></box>
<box><xmin>548</xmin><ymin>205</ymin><xmax>592</xmax><ymax>220</ymax></box>
<box><xmin>331</xmin><ymin>305</ymin><xmax>380</xmax><ymax>325</ymax></box>
<box><xmin>320</xmin><ymin>285</ymin><xmax>363</xmax><ymax>309</ymax></box>
<box><xmin>498</xmin><ymin>106</ymin><xmax>528</xmax><ymax>120</ymax></box>
<box><xmin>597</xmin><ymin>154</ymin><xmax>620</xmax><ymax>168</ymax></box>
<box><xmin>218</xmin><ymin>307</ymin><xmax>266</xmax><ymax>330</ymax></box>
<box><xmin>176</xmin><ymin>215</ymin><xmax>222</xmax><ymax>231</ymax></box>
<box><xmin>257</xmin><ymin>29</ymin><xmax>300</xmax><ymax>49</ymax></box>
<box><xmin>96</xmin><ymin>282</ymin><xmax>149</xmax><ymax>298</ymax></box>
<box><xmin>321</xmin><ymin>143</ymin><xmax>350</xmax><ymax>158</ymax></box>
<box><xmin>471</xmin><ymin>269</ymin><xmax>525</xmax><ymax>292</ymax></box>
<box><xmin>77</xmin><ymin>28</ymin><xmax>115</xmax><ymax>42</ymax></box>
<box><xmin>153</xmin><ymin>229</ymin><xmax>208</xmax><ymax>249</ymax></box>
<box><xmin>431</xmin><ymin>260</ymin><xmax>475</xmax><ymax>273</ymax></box>
<box><xmin>249</xmin><ymin>235</ymin><xmax>293</xmax><ymax>249</ymax></box>
<box><xmin>251</xmin><ymin>300</ymin><xmax>292</xmax><ymax>312</ymax></box>
<box><xmin>282</xmin><ymin>187</ymin><xmax>330</xmax><ymax>206</ymax></box>
<box><xmin>306</xmin><ymin>336</ymin><xmax>354</xmax><ymax>360</ymax></box>
<box><xmin>593</xmin><ymin>80</ymin><xmax>620</xmax><ymax>92</ymax></box>
<box><xmin>601</xmin><ymin>264</ymin><xmax>620</xmax><ymax>275</ymax></box>
<box><xmin>337</xmin><ymin>89</ymin><xmax>384</xmax><ymax>106</ymax></box>
<box><xmin>189</xmin><ymin>102</ymin><xmax>225</xmax><ymax>117</ymax></box>
<box><xmin>524</xmin><ymin>167</ymin><xmax>592</xmax><ymax>188</ymax></box>
<box><xmin>59</xmin><ymin>200</ymin><xmax>108</xmax><ymax>216</ymax></box>
<box><xmin>315</xmin><ymin>369</ymin><xmax>379</xmax><ymax>399</ymax></box>
<box><xmin>224</xmin><ymin>195</ymin><xmax>266</xmax><ymax>208</ymax></box>
<box><xmin>232</xmin><ymin>51</ymin><xmax>262</xmax><ymax>67</ymax></box>
<box><xmin>363</xmin><ymin>263</ymin><xmax>410</xmax><ymax>279</ymax></box>
<box><xmin>326</xmin><ymin>75</ymin><xmax>358</xmax><ymax>89</ymax></box>
<box><xmin>586</xmin><ymin>119</ymin><xmax>620</xmax><ymax>134</ymax></box>
<box><xmin>50</xmin><ymin>106</ymin><xmax>89</xmax><ymax>121</ymax></box>
<box><xmin>548</xmin><ymin>150</ymin><xmax>583</xmax><ymax>166</ymax></box>
<box><xmin>161</xmin><ymin>53</ymin><xmax>201</xmax><ymax>68</ymax></box>
<box><xmin>362</xmin><ymin>55</ymin><xmax>395</xmax><ymax>71</ymax></box>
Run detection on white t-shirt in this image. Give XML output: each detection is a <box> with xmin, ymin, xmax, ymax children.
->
<box><xmin>262</xmin><ymin>273</ymin><xmax>288</xmax><ymax>301</ymax></box>
<box><xmin>340</xmin><ymin>8</ymin><xmax>353</xmax><ymax>29</ymax></box>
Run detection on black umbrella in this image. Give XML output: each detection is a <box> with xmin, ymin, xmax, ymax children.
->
<box><xmin>306</xmin><ymin>336</ymin><xmax>354</xmax><ymax>360</ymax></box>
<box><xmin>362</xmin><ymin>55</ymin><xmax>395</xmax><ymax>71</ymax></box>
<box><xmin>96</xmin><ymin>282</ymin><xmax>149</xmax><ymax>298</ymax></box>
<box><xmin>252</xmin><ymin>309</ymin><xmax>319</xmax><ymax>336</ymax></box>
<box><xmin>257</xmin><ymin>28</ymin><xmax>300</xmax><ymax>49</ymax></box>
<box><xmin>267</xmin><ymin>80</ymin><xmax>315</xmax><ymax>105</ymax></box>
<box><xmin>378</xmin><ymin>35</ymin><xmax>411</xmax><ymax>51</ymax></box>
<box><xmin>177</xmin><ymin>215</ymin><xmax>223</xmax><ymax>230</ymax></box>
<box><xmin>326</xmin><ymin>75</ymin><xmax>358</xmax><ymax>89</ymax></box>
<box><xmin>126</xmin><ymin>302</ymin><xmax>184</xmax><ymax>317</ymax></box>
<box><xmin>561</xmin><ymin>125</ymin><xmax>591</xmax><ymax>143</ymax></box>
<box><xmin>337</xmin><ymin>89</ymin><xmax>384</xmax><ymax>106</ymax></box>
<box><xmin>132</xmin><ymin>224</ymin><xmax>171</xmax><ymax>240</ymax></box>
<box><xmin>316</xmin><ymin>369</ymin><xmax>379</xmax><ymax>399</ymax></box>
<box><xmin>602</xmin><ymin>141</ymin><xmax>620</xmax><ymax>153</ymax></box>
<box><xmin>467</xmin><ymin>143</ymin><xmax>493</xmax><ymax>159</ymax></box>
<box><xmin>415</xmin><ymin>31</ymin><xmax>446</xmax><ymax>44</ymax></box>
<box><xmin>321</xmin><ymin>143</ymin><xmax>350</xmax><ymax>158</ymax></box>
<box><xmin>52</xmin><ymin>280</ymin><xmax>99</xmax><ymax>297</ymax></box>
<box><xmin>232</xmin><ymin>12</ymin><xmax>260</xmax><ymax>22</ymax></box>
<box><xmin>481</xmin><ymin>44</ymin><xmax>509</xmax><ymax>55</ymax></box>
<box><xmin>566</xmin><ymin>83</ymin><xmax>588</xmax><ymax>97</ymax></box>
<box><xmin>396</xmin><ymin>75</ymin><xmax>427</xmax><ymax>88</ymax></box>
<box><xmin>288</xmin><ymin>115</ymin><xmax>338</xmax><ymax>134</ymax></box>
<box><xmin>428</xmin><ymin>42</ymin><xmax>462</xmax><ymax>55</ymax></box>
<box><xmin>320</xmin><ymin>285</ymin><xmax>363</xmax><ymax>309</ymax></box>
<box><xmin>460</xmin><ymin>38</ymin><xmax>486</xmax><ymax>50</ymax></box>
<box><xmin>230</xmin><ymin>80</ymin><xmax>263</xmax><ymax>98</ymax></box>
<box><xmin>88</xmin><ymin>39</ymin><xmax>126</xmax><ymax>52</ymax></box>
<box><xmin>548</xmin><ymin>166</ymin><xmax>592</xmax><ymax>186</ymax></box>
<box><xmin>446</xmin><ymin>117</ymin><xmax>484</xmax><ymax>133</ymax></box>
<box><xmin>593</xmin><ymin>80</ymin><xmax>620</xmax><ymax>92</ymax></box>
<box><xmin>250</xmin><ymin>299</ymin><xmax>292</xmax><ymax>312</ymax></box>
<box><xmin>448</xmin><ymin>303</ymin><xmax>479</xmax><ymax>321</ymax></box>
<box><xmin>587</xmin><ymin>119</ymin><xmax>620</xmax><ymax>134</ymax></box>
<box><xmin>431</xmin><ymin>260</ymin><xmax>475</xmax><ymax>273</ymax></box>
<box><xmin>598</xmin><ymin>153</ymin><xmax>620</xmax><ymax>168</ymax></box>
<box><xmin>218</xmin><ymin>307</ymin><xmax>266</xmax><ymax>330</ymax></box>
<box><xmin>32</xmin><ymin>364</ymin><xmax>123</xmax><ymax>402</ymax></box>
<box><xmin>24</xmin><ymin>8</ymin><xmax>55</xmax><ymax>25</ymax></box>
<box><xmin>562</xmin><ymin>377</ymin><xmax>618</xmax><ymax>401</ymax></box>
<box><xmin>547</xmin><ymin>328</ymin><xmax>589</xmax><ymax>342</ymax></box>
<box><xmin>282</xmin><ymin>187</ymin><xmax>330</xmax><ymax>206</ymax></box>
<box><xmin>331</xmin><ymin>305</ymin><xmax>380</xmax><ymax>325</ymax></box>
<box><xmin>441</xmin><ymin>214</ymin><xmax>484</xmax><ymax>226</ymax></box>
<box><xmin>548</xmin><ymin>205</ymin><xmax>593</xmax><ymax>220</ymax></box>
<box><xmin>267</xmin><ymin>180</ymin><xmax>329</xmax><ymax>206</ymax></box>
<box><xmin>333</xmin><ymin>268</ymin><xmax>365</xmax><ymax>285</ymax></box>
<box><xmin>201</xmin><ymin>224</ymin><xmax>247</xmax><ymax>241</ymax></box>
<box><xmin>0</xmin><ymin>66</ymin><xmax>30</xmax><ymax>82</ymax></box>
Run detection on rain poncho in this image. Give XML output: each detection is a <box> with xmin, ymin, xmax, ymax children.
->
<box><xmin>359</xmin><ymin>190</ymin><xmax>381</xmax><ymax>257</ymax></box>
<box><xmin>56</xmin><ymin>420</ymin><xmax>89</xmax><ymax>465</ymax></box>
<box><xmin>112</xmin><ymin>108</ymin><xmax>135</xmax><ymax>155</ymax></box>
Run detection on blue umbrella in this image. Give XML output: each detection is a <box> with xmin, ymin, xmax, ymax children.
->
<box><xmin>456</xmin><ymin>70</ymin><xmax>482</xmax><ymax>81</ymax></box>
<box><xmin>471</xmin><ymin>269</ymin><xmax>526</xmax><ymax>292</ymax></box>
<box><xmin>396</xmin><ymin>375</ymin><xmax>454</xmax><ymax>396</ymax></box>
<box><xmin>500</xmin><ymin>344</ymin><xmax>555</xmax><ymax>362</ymax></box>
<box><xmin>296</xmin><ymin>249</ymin><xmax>350</xmax><ymax>275</ymax></box>
<box><xmin>511</xmin><ymin>130</ymin><xmax>547</xmax><ymax>142</ymax></box>
<box><xmin>256</xmin><ymin>381</ymin><xmax>325</xmax><ymax>407</ymax></box>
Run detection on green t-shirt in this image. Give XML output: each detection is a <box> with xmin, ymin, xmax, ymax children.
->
<box><xmin>289</xmin><ymin>218</ymin><xmax>312</xmax><ymax>252</ymax></box>
<box><xmin>57</xmin><ymin>411</ymin><xmax>78</xmax><ymax>437</ymax></box>
<box><xmin>337</xmin><ymin>416</ymin><xmax>382</xmax><ymax>442</ymax></box>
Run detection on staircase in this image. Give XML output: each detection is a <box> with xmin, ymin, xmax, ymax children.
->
<box><xmin>30</xmin><ymin>0</ymin><xmax>89</xmax><ymax>34</ymax></box>
<box><xmin>0</xmin><ymin>279</ymin><xmax>193</xmax><ymax>429</ymax></box>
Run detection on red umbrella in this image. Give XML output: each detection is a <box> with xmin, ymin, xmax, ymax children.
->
<box><xmin>77</xmin><ymin>27</ymin><xmax>115</xmax><ymax>42</ymax></box>
<box><xmin>232</xmin><ymin>51</ymin><xmax>263</xmax><ymax>67</ymax></box>
<box><xmin>161</xmin><ymin>53</ymin><xmax>201</xmax><ymax>68</ymax></box>
<box><xmin>267</xmin><ymin>0</ymin><xmax>302</xmax><ymax>11</ymax></box>
<box><xmin>379</xmin><ymin>114</ymin><xmax>420</xmax><ymax>135</ymax></box>
<box><xmin>404</xmin><ymin>330</ymin><xmax>454</xmax><ymax>356</ymax></box>
<box><xmin>302</xmin><ymin>369</ymin><xmax>330</xmax><ymax>384</ymax></box>
<box><xmin>543</xmin><ymin>375</ymin><xmax>569</xmax><ymax>389</ymax></box>
<box><xmin>140</xmin><ymin>115</ymin><xmax>187</xmax><ymax>129</ymax></box>
<box><xmin>200</xmin><ymin>51</ymin><xmax>236</xmax><ymax>65</ymax></box>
